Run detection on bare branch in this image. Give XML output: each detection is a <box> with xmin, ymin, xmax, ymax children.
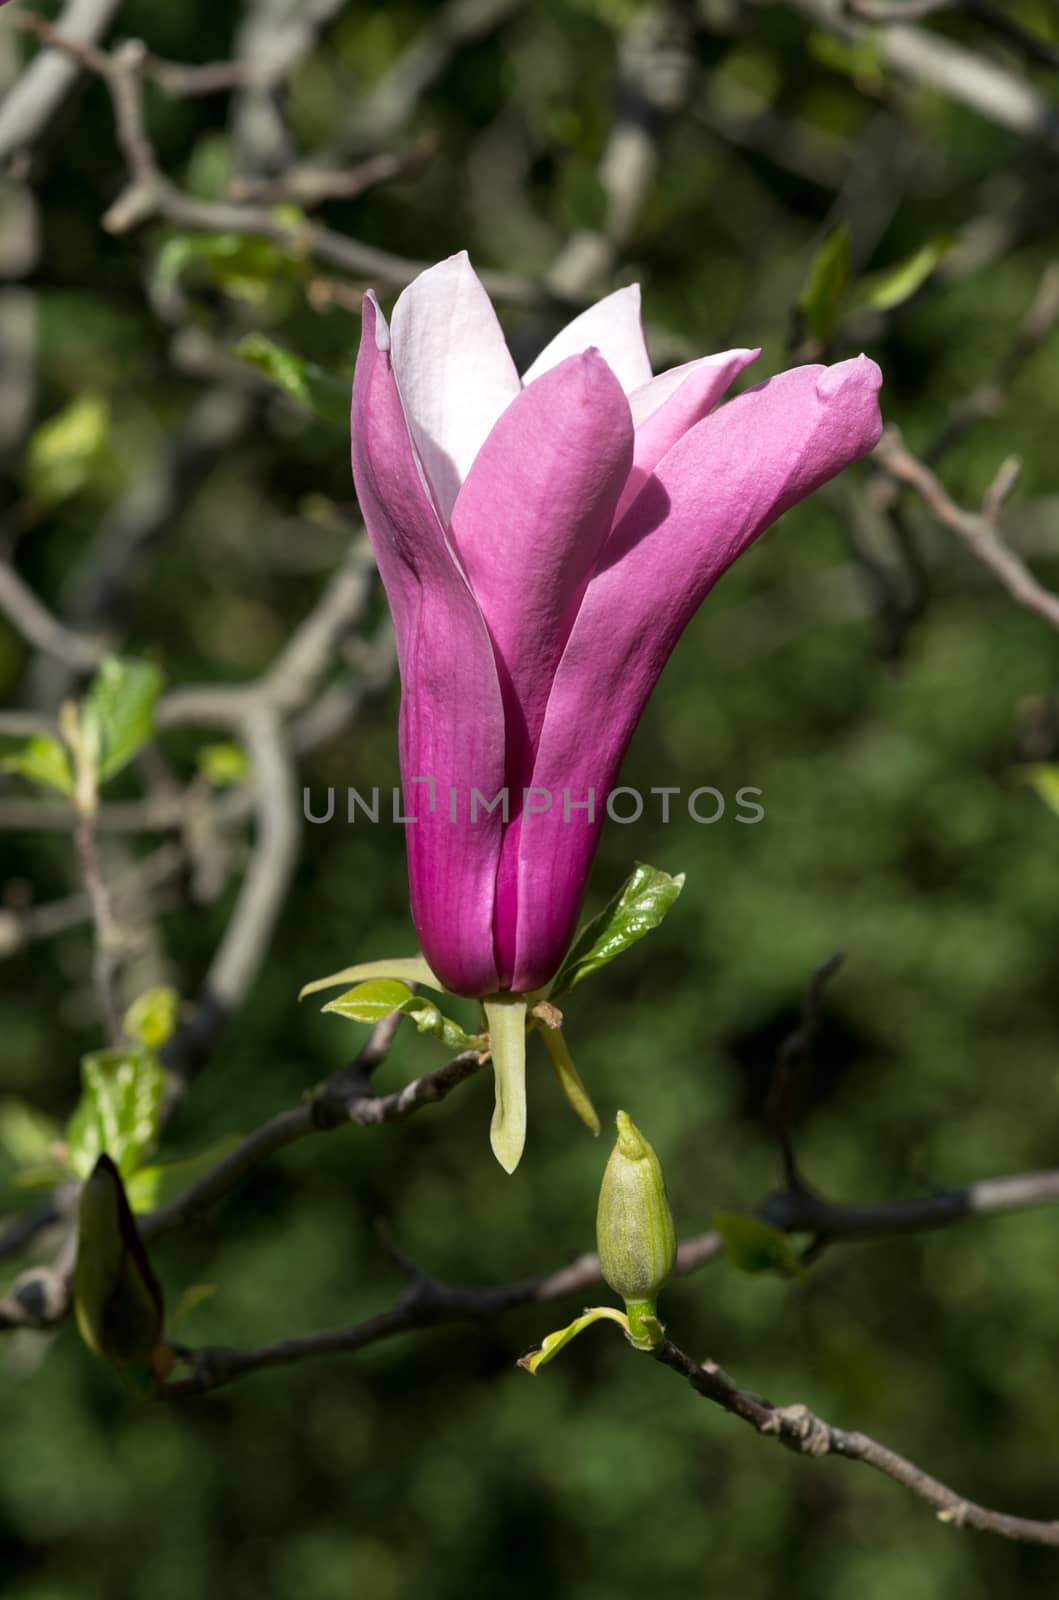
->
<box><xmin>0</xmin><ymin>560</ymin><xmax>105</xmax><ymax>671</ymax></box>
<box><xmin>0</xmin><ymin>0</ymin><xmax>125</xmax><ymax>162</ymax></box>
<box><xmin>873</xmin><ymin>428</ymin><xmax>1059</xmax><ymax>634</ymax></box>
<box><xmin>654</xmin><ymin>1338</ymin><xmax>1059</xmax><ymax>1546</ymax></box>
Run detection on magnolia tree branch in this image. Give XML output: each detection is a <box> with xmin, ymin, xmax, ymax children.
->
<box><xmin>873</xmin><ymin>428</ymin><xmax>1059</xmax><ymax>634</ymax></box>
<box><xmin>2</xmin><ymin>12</ymin><xmax>565</xmax><ymax>306</ymax></box>
<box><xmin>652</xmin><ymin>1339</ymin><xmax>1059</xmax><ymax>1547</ymax></box>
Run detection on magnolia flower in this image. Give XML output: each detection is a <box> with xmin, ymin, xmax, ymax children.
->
<box><xmin>350</xmin><ymin>252</ymin><xmax>881</xmax><ymax>1167</ymax></box>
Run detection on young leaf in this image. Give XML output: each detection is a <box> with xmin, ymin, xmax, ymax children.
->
<box><xmin>0</xmin><ymin>734</ymin><xmax>73</xmax><ymax>796</ymax></box>
<box><xmin>854</xmin><ymin>236</ymin><xmax>954</xmax><ymax>313</ymax></box>
<box><xmin>25</xmin><ymin>391</ymin><xmax>110</xmax><ymax>505</ymax></box>
<box><xmin>123</xmin><ymin>987</ymin><xmax>180</xmax><ymax>1051</ymax></box>
<box><xmin>125</xmin><ymin>1136</ymin><xmax>243</xmax><ymax>1213</ymax></box>
<box><xmin>232</xmin><ymin>334</ymin><xmax>351</xmax><ymax>427</ymax></box>
<box><xmin>196</xmin><ymin>741</ymin><xmax>250</xmax><ymax>787</ymax></box>
<box><xmin>798</xmin><ymin>225</ymin><xmax>850</xmax><ymax>342</ymax></box>
<box><xmin>322</xmin><ymin>979</ymin><xmax>415</xmax><ymax>1024</ymax></box>
<box><xmin>517</xmin><ymin>1306</ymin><xmax>630</xmax><ymax>1374</ymax></box>
<box><xmin>81</xmin><ymin>657</ymin><xmax>164</xmax><ymax>782</ymax></box>
<box><xmin>713</xmin><ymin>1212</ymin><xmax>805</xmax><ymax>1277</ymax></box>
<box><xmin>400</xmin><ymin>995</ymin><xmax>483</xmax><ymax>1052</ymax></box>
<box><xmin>299</xmin><ymin>955</ymin><xmax>444</xmax><ymax>1000</ymax></box>
<box><xmin>1019</xmin><ymin>763</ymin><xmax>1059</xmax><ymax>819</ymax></box>
<box><xmin>0</xmin><ymin>1098</ymin><xmax>64</xmax><ymax>1169</ymax></box>
<box><xmin>66</xmin><ymin>1048</ymin><xmax>166</xmax><ymax>1180</ymax></box>
<box><xmin>549</xmin><ymin>863</ymin><xmax>685</xmax><ymax>998</ymax></box>
<box><xmin>538</xmin><ymin>1025</ymin><xmax>600</xmax><ymax>1135</ymax></box>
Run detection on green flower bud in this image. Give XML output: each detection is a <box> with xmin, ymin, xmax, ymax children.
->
<box><xmin>596</xmin><ymin>1110</ymin><xmax>676</xmax><ymax>1347</ymax></box>
<box><xmin>74</xmin><ymin>1154</ymin><xmax>169</xmax><ymax>1391</ymax></box>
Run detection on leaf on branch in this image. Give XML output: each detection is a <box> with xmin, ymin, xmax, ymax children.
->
<box><xmin>196</xmin><ymin>741</ymin><xmax>251</xmax><ymax>787</ymax></box>
<box><xmin>156</xmin><ymin>227</ymin><xmax>308</xmax><ymax>305</ymax></box>
<box><xmin>0</xmin><ymin>1097</ymin><xmax>64</xmax><ymax>1171</ymax></box>
<box><xmin>125</xmin><ymin>1137</ymin><xmax>243</xmax><ymax>1214</ymax></box>
<box><xmin>322</xmin><ymin>981</ymin><xmax>484</xmax><ymax>1051</ymax></box>
<box><xmin>299</xmin><ymin>955</ymin><xmax>444</xmax><ymax>1000</ymax></box>
<box><xmin>1019</xmin><ymin>763</ymin><xmax>1059</xmax><ymax>818</ymax></box>
<box><xmin>66</xmin><ymin>1048</ymin><xmax>166</xmax><ymax>1180</ymax></box>
<box><xmin>854</xmin><ymin>236</ymin><xmax>955</xmax><ymax>313</ymax></box>
<box><xmin>0</xmin><ymin>733</ymin><xmax>73</xmax><ymax>796</ymax></box>
<box><xmin>123</xmin><ymin>987</ymin><xmax>180</xmax><ymax>1051</ymax></box>
<box><xmin>232</xmin><ymin>334</ymin><xmax>350</xmax><ymax>426</ymax></box>
<box><xmin>713</xmin><ymin>1212</ymin><xmax>805</xmax><ymax>1277</ymax></box>
<box><xmin>81</xmin><ymin>657</ymin><xmax>164</xmax><ymax>783</ymax></box>
<box><xmin>25</xmin><ymin>391</ymin><xmax>110</xmax><ymax>506</ymax></box>
<box><xmin>798</xmin><ymin>225</ymin><xmax>850</xmax><ymax>343</ymax></box>
<box><xmin>549</xmin><ymin>863</ymin><xmax>685</xmax><ymax>998</ymax></box>
<box><xmin>517</xmin><ymin>1305</ymin><xmax>630</xmax><ymax>1374</ymax></box>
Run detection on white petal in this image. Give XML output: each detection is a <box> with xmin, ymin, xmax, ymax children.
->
<box><xmin>389</xmin><ymin>252</ymin><xmax>521</xmax><ymax>523</ymax></box>
<box><xmin>628</xmin><ymin>350</ymin><xmax>758</xmax><ymax>428</ymax></box>
<box><xmin>522</xmin><ymin>284</ymin><xmax>653</xmax><ymax>394</ymax></box>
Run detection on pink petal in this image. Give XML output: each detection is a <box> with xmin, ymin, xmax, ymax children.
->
<box><xmin>450</xmin><ymin>350</ymin><xmax>634</xmax><ymax>986</ymax></box>
<box><xmin>351</xmin><ymin>292</ymin><xmax>507</xmax><ymax>996</ymax></box>
<box><xmin>615</xmin><ymin>348</ymin><xmax>762</xmax><ymax>522</ymax></box>
<box><xmin>389</xmin><ymin>251</ymin><xmax>521</xmax><ymax>524</ymax></box>
<box><xmin>521</xmin><ymin>284</ymin><xmax>653</xmax><ymax>395</ymax></box>
<box><xmin>508</xmin><ymin>355</ymin><xmax>884</xmax><ymax>992</ymax></box>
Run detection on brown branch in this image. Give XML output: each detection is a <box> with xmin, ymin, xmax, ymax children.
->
<box><xmin>653</xmin><ymin>1338</ymin><xmax>1059</xmax><ymax>1547</ymax></box>
<box><xmin>873</xmin><ymin>428</ymin><xmax>1059</xmax><ymax>634</ymax></box>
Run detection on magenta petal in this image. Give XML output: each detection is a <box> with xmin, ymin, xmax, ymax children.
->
<box><xmin>351</xmin><ymin>293</ymin><xmax>507</xmax><ymax>996</ymax></box>
<box><xmin>450</xmin><ymin>349</ymin><xmax>634</xmax><ymax>986</ymax></box>
<box><xmin>508</xmin><ymin>356</ymin><xmax>884</xmax><ymax>992</ymax></box>
<box><xmin>615</xmin><ymin>348</ymin><xmax>761</xmax><ymax>522</ymax></box>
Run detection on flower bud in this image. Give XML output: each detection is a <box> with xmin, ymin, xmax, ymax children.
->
<box><xmin>596</xmin><ymin>1111</ymin><xmax>676</xmax><ymax>1345</ymax></box>
<box><xmin>74</xmin><ymin>1154</ymin><xmax>168</xmax><ymax>1390</ymax></box>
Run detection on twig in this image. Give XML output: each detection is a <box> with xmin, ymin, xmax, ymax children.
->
<box><xmin>144</xmin><ymin>1045</ymin><xmax>488</xmax><ymax>1242</ymax></box>
<box><xmin>653</xmin><ymin>1338</ymin><xmax>1059</xmax><ymax>1546</ymax></box>
<box><xmin>0</xmin><ymin>0</ymin><xmax>125</xmax><ymax>162</ymax></box>
<box><xmin>0</xmin><ymin>560</ymin><xmax>105</xmax><ymax>671</ymax></box>
<box><xmin>873</xmin><ymin>428</ymin><xmax>1059</xmax><ymax>634</ymax></box>
<box><xmin>844</xmin><ymin>0</ymin><xmax>1059</xmax><ymax>72</ymax></box>
<box><xmin>783</xmin><ymin>0</ymin><xmax>1059</xmax><ymax>151</ymax></box>
<box><xmin>766</xmin><ymin>953</ymin><xmax>844</xmax><ymax>1191</ymax></box>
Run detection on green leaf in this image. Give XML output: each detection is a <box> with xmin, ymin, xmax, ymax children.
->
<box><xmin>66</xmin><ymin>1048</ymin><xmax>166</xmax><ymax>1180</ymax></box>
<box><xmin>81</xmin><ymin>657</ymin><xmax>164</xmax><ymax>782</ymax></box>
<box><xmin>232</xmin><ymin>334</ymin><xmax>351</xmax><ymax>427</ymax></box>
<box><xmin>0</xmin><ymin>734</ymin><xmax>73</xmax><ymax>796</ymax></box>
<box><xmin>156</xmin><ymin>229</ymin><xmax>307</xmax><ymax>304</ymax></box>
<box><xmin>299</xmin><ymin>955</ymin><xmax>444</xmax><ymax>1000</ymax></box>
<box><xmin>517</xmin><ymin>1306</ymin><xmax>630</xmax><ymax>1374</ymax></box>
<box><xmin>25</xmin><ymin>391</ymin><xmax>110</xmax><ymax>505</ymax></box>
<box><xmin>401</xmin><ymin>995</ymin><xmax>483</xmax><ymax>1052</ymax></box>
<box><xmin>321</xmin><ymin>982</ymin><xmax>484</xmax><ymax>1052</ymax></box>
<box><xmin>169</xmin><ymin>1282</ymin><xmax>217</xmax><ymax>1332</ymax></box>
<box><xmin>854</xmin><ymin>236</ymin><xmax>955</xmax><ymax>313</ymax></box>
<box><xmin>322</xmin><ymin>979</ymin><xmax>416</xmax><ymax>1024</ymax></box>
<box><xmin>123</xmin><ymin>986</ymin><xmax>179</xmax><ymax>1051</ymax></box>
<box><xmin>713</xmin><ymin>1212</ymin><xmax>805</xmax><ymax>1277</ymax></box>
<box><xmin>0</xmin><ymin>1098</ymin><xmax>63</xmax><ymax>1169</ymax></box>
<box><xmin>125</xmin><ymin>1137</ymin><xmax>243</xmax><ymax>1214</ymax></box>
<box><xmin>196</xmin><ymin>740</ymin><xmax>250</xmax><ymax>787</ymax></box>
<box><xmin>549</xmin><ymin>863</ymin><xmax>686</xmax><ymax>998</ymax></box>
<box><xmin>798</xmin><ymin>225</ymin><xmax>850</xmax><ymax>342</ymax></box>
<box><xmin>1019</xmin><ymin>763</ymin><xmax>1059</xmax><ymax>818</ymax></box>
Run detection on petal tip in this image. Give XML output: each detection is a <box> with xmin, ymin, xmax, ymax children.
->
<box><xmin>815</xmin><ymin>354</ymin><xmax>883</xmax><ymax>400</ymax></box>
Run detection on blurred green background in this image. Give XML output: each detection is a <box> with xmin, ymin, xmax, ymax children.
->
<box><xmin>2</xmin><ymin>0</ymin><xmax>1059</xmax><ymax>1595</ymax></box>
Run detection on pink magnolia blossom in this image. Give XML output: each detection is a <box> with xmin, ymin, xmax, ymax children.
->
<box><xmin>351</xmin><ymin>252</ymin><xmax>882</xmax><ymax>1002</ymax></box>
